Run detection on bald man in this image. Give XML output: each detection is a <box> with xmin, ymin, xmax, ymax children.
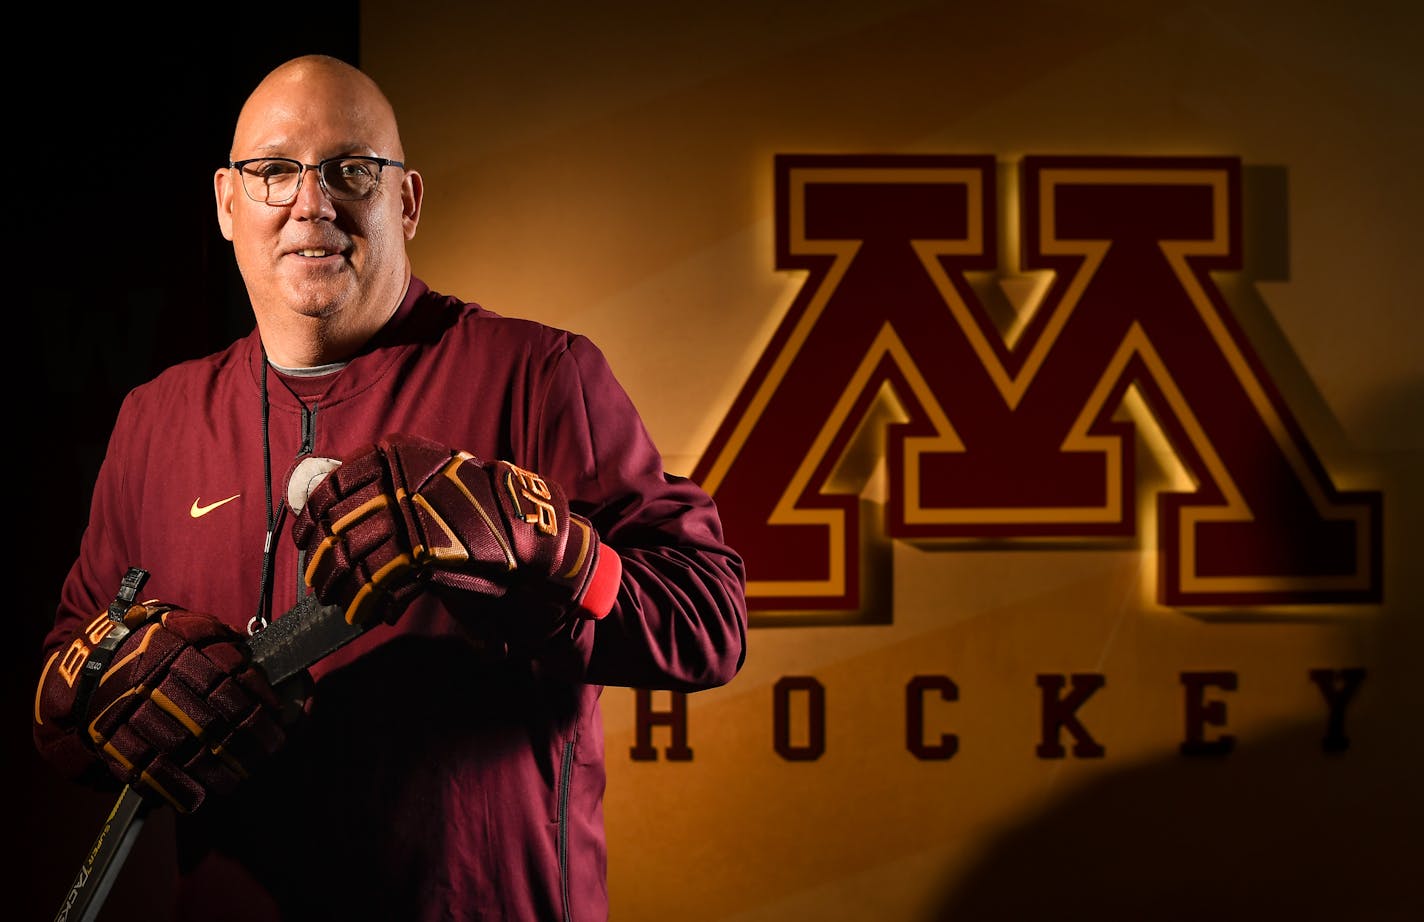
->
<box><xmin>36</xmin><ymin>55</ymin><xmax>746</xmax><ymax>921</ymax></box>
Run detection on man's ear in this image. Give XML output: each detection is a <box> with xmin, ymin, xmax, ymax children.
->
<box><xmin>401</xmin><ymin>169</ymin><xmax>423</xmax><ymax>240</ymax></box>
<box><xmin>214</xmin><ymin>167</ymin><xmax>236</xmax><ymax>241</ymax></box>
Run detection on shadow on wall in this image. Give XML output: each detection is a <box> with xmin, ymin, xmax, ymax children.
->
<box><xmin>927</xmin><ymin>718</ymin><xmax>1421</xmax><ymax>921</ymax></box>
<box><xmin>927</xmin><ymin>381</ymin><xmax>1424</xmax><ymax>922</ymax></box>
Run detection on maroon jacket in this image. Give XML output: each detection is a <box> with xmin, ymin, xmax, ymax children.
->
<box><xmin>40</xmin><ymin>277</ymin><xmax>747</xmax><ymax>921</ymax></box>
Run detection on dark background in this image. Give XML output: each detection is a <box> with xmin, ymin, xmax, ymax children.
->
<box><xmin>15</xmin><ymin>12</ymin><xmax>359</xmax><ymax>919</ymax></box>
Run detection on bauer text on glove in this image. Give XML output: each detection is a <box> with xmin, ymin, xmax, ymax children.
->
<box><xmin>289</xmin><ymin>433</ymin><xmax>622</xmax><ymax>631</ymax></box>
<box><xmin>34</xmin><ymin>603</ymin><xmax>291</xmax><ymax>814</ymax></box>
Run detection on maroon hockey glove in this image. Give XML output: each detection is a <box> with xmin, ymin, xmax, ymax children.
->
<box><xmin>34</xmin><ymin>604</ymin><xmax>291</xmax><ymax>814</ymax></box>
<box><xmin>289</xmin><ymin>433</ymin><xmax>622</xmax><ymax>635</ymax></box>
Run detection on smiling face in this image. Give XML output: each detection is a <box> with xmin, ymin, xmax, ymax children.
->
<box><xmin>214</xmin><ymin>56</ymin><xmax>422</xmax><ymax>362</ymax></box>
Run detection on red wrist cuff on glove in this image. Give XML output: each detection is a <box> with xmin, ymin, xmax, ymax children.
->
<box><xmin>577</xmin><ymin>545</ymin><xmax>622</xmax><ymax>620</ymax></box>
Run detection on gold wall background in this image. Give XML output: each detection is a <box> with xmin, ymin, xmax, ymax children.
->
<box><xmin>359</xmin><ymin>1</ymin><xmax>1420</xmax><ymax>919</ymax></box>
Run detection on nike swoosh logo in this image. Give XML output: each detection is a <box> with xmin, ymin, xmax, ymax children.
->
<box><xmin>190</xmin><ymin>494</ymin><xmax>241</xmax><ymax>518</ymax></box>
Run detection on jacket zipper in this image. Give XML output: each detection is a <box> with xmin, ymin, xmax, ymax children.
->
<box><xmin>559</xmin><ymin>738</ymin><xmax>575</xmax><ymax>921</ymax></box>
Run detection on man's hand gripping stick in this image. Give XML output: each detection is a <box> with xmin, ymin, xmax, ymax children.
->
<box><xmin>53</xmin><ymin>463</ymin><xmax>365</xmax><ymax>922</ymax></box>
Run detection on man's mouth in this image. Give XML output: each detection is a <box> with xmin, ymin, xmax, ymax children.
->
<box><xmin>296</xmin><ymin>248</ymin><xmax>335</xmax><ymax>258</ymax></box>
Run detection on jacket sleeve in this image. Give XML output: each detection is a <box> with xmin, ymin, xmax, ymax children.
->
<box><xmin>533</xmin><ymin>335</ymin><xmax>747</xmax><ymax>691</ymax></box>
<box><xmin>44</xmin><ymin>389</ymin><xmax>149</xmax><ymax>662</ymax></box>
<box><xmin>36</xmin><ymin>388</ymin><xmax>147</xmax><ymax>777</ymax></box>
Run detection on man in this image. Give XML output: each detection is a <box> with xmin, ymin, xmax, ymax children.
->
<box><xmin>34</xmin><ymin>54</ymin><xmax>747</xmax><ymax>921</ymax></box>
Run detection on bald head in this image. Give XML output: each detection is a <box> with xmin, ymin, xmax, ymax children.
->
<box><xmin>232</xmin><ymin>55</ymin><xmax>406</xmax><ymax>163</ymax></box>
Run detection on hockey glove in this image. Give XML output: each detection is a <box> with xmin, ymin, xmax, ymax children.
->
<box><xmin>289</xmin><ymin>433</ymin><xmax>622</xmax><ymax>636</ymax></box>
<box><xmin>34</xmin><ymin>603</ymin><xmax>291</xmax><ymax>814</ymax></box>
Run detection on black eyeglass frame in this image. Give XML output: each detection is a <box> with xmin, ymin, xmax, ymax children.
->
<box><xmin>227</xmin><ymin>155</ymin><xmax>406</xmax><ymax>204</ymax></box>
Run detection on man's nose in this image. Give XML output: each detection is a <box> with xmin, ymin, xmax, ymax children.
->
<box><xmin>291</xmin><ymin>164</ymin><xmax>337</xmax><ymax>216</ymax></box>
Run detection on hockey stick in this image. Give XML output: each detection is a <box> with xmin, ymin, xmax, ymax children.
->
<box><xmin>53</xmin><ymin>592</ymin><xmax>365</xmax><ymax>922</ymax></box>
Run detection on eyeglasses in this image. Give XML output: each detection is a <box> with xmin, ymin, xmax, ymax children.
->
<box><xmin>228</xmin><ymin>156</ymin><xmax>405</xmax><ymax>205</ymax></box>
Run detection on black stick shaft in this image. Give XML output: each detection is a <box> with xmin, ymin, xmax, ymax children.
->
<box><xmin>53</xmin><ymin>785</ymin><xmax>147</xmax><ymax>922</ymax></box>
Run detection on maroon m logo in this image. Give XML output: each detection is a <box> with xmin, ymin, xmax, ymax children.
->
<box><xmin>692</xmin><ymin>154</ymin><xmax>1382</xmax><ymax>623</ymax></box>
